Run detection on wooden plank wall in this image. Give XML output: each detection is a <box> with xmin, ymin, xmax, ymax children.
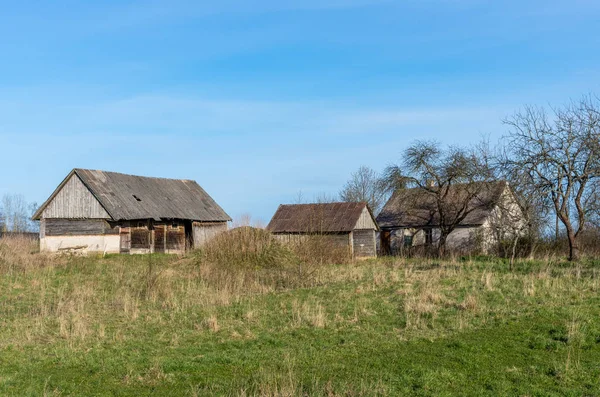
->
<box><xmin>120</xmin><ymin>223</ymin><xmax>131</xmax><ymax>254</ymax></box>
<box><xmin>192</xmin><ymin>222</ymin><xmax>227</xmax><ymax>248</ymax></box>
<box><xmin>42</xmin><ymin>175</ymin><xmax>111</xmax><ymax>219</ymax></box>
<box><xmin>354</xmin><ymin>207</ymin><xmax>377</xmax><ymax>230</ymax></box>
<box><xmin>124</xmin><ymin>221</ymin><xmax>185</xmax><ymax>253</ymax></box>
<box><xmin>166</xmin><ymin>223</ymin><xmax>185</xmax><ymax>251</ymax></box>
<box><xmin>130</xmin><ymin>221</ymin><xmax>151</xmax><ymax>249</ymax></box>
<box><xmin>42</xmin><ymin>218</ymin><xmax>191</xmax><ymax>254</ymax></box>
<box><xmin>44</xmin><ymin>219</ymin><xmax>119</xmax><ymax>236</ymax></box>
<box><xmin>352</xmin><ymin>229</ymin><xmax>376</xmax><ymax>257</ymax></box>
<box><xmin>273</xmin><ymin>233</ymin><xmax>351</xmax><ymax>247</ymax></box>
<box><xmin>154</xmin><ymin>224</ymin><xmax>166</xmax><ymax>253</ymax></box>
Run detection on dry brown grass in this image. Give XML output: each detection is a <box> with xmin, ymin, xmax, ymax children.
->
<box><xmin>286</xmin><ymin>234</ymin><xmax>352</xmax><ymax>267</ymax></box>
<box><xmin>3</xmin><ymin>241</ymin><xmax>598</xmax><ymax>351</ymax></box>
<box><xmin>0</xmin><ymin>235</ymin><xmax>62</xmax><ymax>274</ymax></box>
<box><xmin>2</xmin><ymin>235</ymin><xmax>600</xmax><ymax>396</ymax></box>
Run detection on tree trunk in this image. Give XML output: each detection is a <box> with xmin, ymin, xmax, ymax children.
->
<box><xmin>509</xmin><ymin>235</ymin><xmax>519</xmax><ymax>272</ymax></box>
<box><xmin>437</xmin><ymin>232</ymin><xmax>448</xmax><ymax>258</ymax></box>
<box><xmin>566</xmin><ymin>228</ymin><xmax>580</xmax><ymax>261</ymax></box>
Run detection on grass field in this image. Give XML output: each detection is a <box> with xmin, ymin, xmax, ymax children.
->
<box><xmin>1</xmin><ymin>237</ymin><xmax>600</xmax><ymax>396</ymax></box>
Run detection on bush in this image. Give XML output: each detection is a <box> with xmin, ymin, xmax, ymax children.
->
<box><xmin>495</xmin><ymin>236</ymin><xmax>536</xmax><ymax>259</ymax></box>
<box><xmin>286</xmin><ymin>234</ymin><xmax>352</xmax><ymax>266</ymax></box>
<box><xmin>195</xmin><ymin>228</ymin><xmax>354</xmax><ymax>289</ymax></box>
<box><xmin>198</xmin><ymin>226</ymin><xmax>297</xmax><ymax>270</ymax></box>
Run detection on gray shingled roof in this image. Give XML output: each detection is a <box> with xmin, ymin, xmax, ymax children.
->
<box><xmin>267</xmin><ymin>202</ymin><xmax>374</xmax><ymax>233</ymax></box>
<box><xmin>377</xmin><ymin>181</ymin><xmax>507</xmax><ymax>228</ymax></box>
<box><xmin>34</xmin><ymin>169</ymin><xmax>231</xmax><ymax>222</ymax></box>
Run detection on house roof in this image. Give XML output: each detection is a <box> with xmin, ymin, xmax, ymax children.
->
<box><xmin>266</xmin><ymin>202</ymin><xmax>376</xmax><ymax>233</ymax></box>
<box><xmin>376</xmin><ymin>181</ymin><xmax>508</xmax><ymax>229</ymax></box>
<box><xmin>33</xmin><ymin>169</ymin><xmax>231</xmax><ymax>222</ymax></box>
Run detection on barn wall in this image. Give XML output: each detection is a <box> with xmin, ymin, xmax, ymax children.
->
<box><xmin>273</xmin><ymin>233</ymin><xmax>351</xmax><ymax>247</ymax></box>
<box><xmin>42</xmin><ymin>175</ymin><xmax>110</xmax><ymax>219</ymax></box>
<box><xmin>39</xmin><ymin>217</ymin><xmax>219</xmax><ymax>255</ymax></box>
<box><xmin>44</xmin><ymin>219</ymin><xmax>118</xmax><ymax>236</ymax></box>
<box><xmin>130</xmin><ymin>222</ymin><xmax>151</xmax><ymax>251</ymax></box>
<box><xmin>354</xmin><ymin>207</ymin><xmax>378</xmax><ymax>230</ymax></box>
<box><xmin>126</xmin><ymin>221</ymin><xmax>186</xmax><ymax>255</ymax></box>
<box><xmin>193</xmin><ymin>222</ymin><xmax>227</xmax><ymax>248</ymax></box>
<box><xmin>120</xmin><ymin>224</ymin><xmax>131</xmax><ymax>254</ymax></box>
<box><xmin>40</xmin><ymin>235</ymin><xmax>120</xmax><ymax>254</ymax></box>
<box><xmin>166</xmin><ymin>223</ymin><xmax>185</xmax><ymax>253</ymax></box>
<box><xmin>38</xmin><ymin>219</ymin><xmax>189</xmax><ymax>255</ymax></box>
<box><xmin>352</xmin><ymin>229</ymin><xmax>376</xmax><ymax>258</ymax></box>
<box><xmin>39</xmin><ymin>218</ymin><xmax>120</xmax><ymax>254</ymax></box>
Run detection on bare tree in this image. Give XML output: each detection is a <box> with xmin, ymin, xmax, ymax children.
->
<box><xmin>293</xmin><ymin>190</ymin><xmax>306</xmax><ymax>204</ymax></box>
<box><xmin>0</xmin><ymin>206</ymin><xmax>5</xmax><ymax>233</ymax></box>
<box><xmin>380</xmin><ymin>164</ymin><xmax>411</xmax><ymax>194</ymax></box>
<box><xmin>0</xmin><ymin>194</ymin><xmax>38</xmax><ymax>233</ymax></box>
<box><xmin>490</xmin><ymin>140</ymin><xmax>549</xmax><ymax>261</ymax></box>
<box><xmin>503</xmin><ymin>95</ymin><xmax>600</xmax><ymax>261</ymax></box>
<box><xmin>484</xmin><ymin>180</ymin><xmax>532</xmax><ymax>269</ymax></box>
<box><xmin>293</xmin><ymin>190</ymin><xmax>338</xmax><ymax>205</ymax></box>
<box><xmin>384</xmin><ymin>141</ymin><xmax>494</xmax><ymax>257</ymax></box>
<box><xmin>314</xmin><ymin>192</ymin><xmax>339</xmax><ymax>204</ymax></box>
<box><xmin>339</xmin><ymin>165</ymin><xmax>388</xmax><ymax>214</ymax></box>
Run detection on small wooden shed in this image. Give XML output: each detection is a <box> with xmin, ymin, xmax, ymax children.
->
<box><xmin>32</xmin><ymin>169</ymin><xmax>231</xmax><ymax>254</ymax></box>
<box><xmin>266</xmin><ymin>202</ymin><xmax>379</xmax><ymax>258</ymax></box>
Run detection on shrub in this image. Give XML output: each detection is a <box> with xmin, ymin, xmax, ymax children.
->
<box><xmin>286</xmin><ymin>234</ymin><xmax>352</xmax><ymax>266</ymax></box>
<box><xmin>198</xmin><ymin>226</ymin><xmax>297</xmax><ymax>270</ymax></box>
<box><xmin>195</xmin><ymin>228</ymin><xmax>352</xmax><ymax>289</ymax></box>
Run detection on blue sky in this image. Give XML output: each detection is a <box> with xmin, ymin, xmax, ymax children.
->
<box><xmin>1</xmin><ymin>0</ymin><xmax>599</xmax><ymax>223</ymax></box>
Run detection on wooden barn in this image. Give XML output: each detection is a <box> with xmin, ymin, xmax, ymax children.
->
<box><xmin>32</xmin><ymin>169</ymin><xmax>231</xmax><ymax>254</ymax></box>
<box><xmin>266</xmin><ymin>202</ymin><xmax>379</xmax><ymax>258</ymax></box>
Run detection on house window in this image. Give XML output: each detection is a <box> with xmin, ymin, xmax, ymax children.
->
<box><xmin>425</xmin><ymin>229</ymin><xmax>433</xmax><ymax>246</ymax></box>
<box><xmin>403</xmin><ymin>235</ymin><xmax>413</xmax><ymax>248</ymax></box>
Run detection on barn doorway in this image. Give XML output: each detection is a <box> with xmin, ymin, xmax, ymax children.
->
<box><xmin>380</xmin><ymin>230</ymin><xmax>391</xmax><ymax>255</ymax></box>
<box><xmin>154</xmin><ymin>224</ymin><xmax>166</xmax><ymax>253</ymax></box>
<box><xmin>184</xmin><ymin>221</ymin><xmax>193</xmax><ymax>251</ymax></box>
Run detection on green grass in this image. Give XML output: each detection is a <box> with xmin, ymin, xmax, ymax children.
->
<box><xmin>1</xmin><ymin>248</ymin><xmax>600</xmax><ymax>396</ymax></box>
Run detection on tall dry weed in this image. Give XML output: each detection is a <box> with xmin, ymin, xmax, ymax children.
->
<box><xmin>0</xmin><ymin>236</ymin><xmax>61</xmax><ymax>274</ymax></box>
<box><xmin>196</xmin><ymin>227</ymin><xmax>336</xmax><ymax>289</ymax></box>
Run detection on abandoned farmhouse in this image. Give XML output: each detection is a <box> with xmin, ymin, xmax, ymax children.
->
<box><xmin>377</xmin><ymin>181</ymin><xmax>524</xmax><ymax>255</ymax></box>
<box><xmin>266</xmin><ymin>202</ymin><xmax>379</xmax><ymax>258</ymax></box>
<box><xmin>29</xmin><ymin>168</ymin><xmax>523</xmax><ymax>257</ymax></box>
<box><xmin>32</xmin><ymin>169</ymin><xmax>231</xmax><ymax>254</ymax></box>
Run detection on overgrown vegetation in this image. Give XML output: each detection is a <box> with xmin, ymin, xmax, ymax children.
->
<box><xmin>1</xmin><ymin>236</ymin><xmax>600</xmax><ymax>396</ymax></box>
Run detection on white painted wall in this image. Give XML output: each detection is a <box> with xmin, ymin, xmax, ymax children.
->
<box><xmin>390</xmin><ymin>226</ymin><xmax>480</xmax><ymax>254</ymax></box>
<box><xmin>40</xmin><ymin>235</ymin><xmax>120</xmax><ymax>254</ymax></box>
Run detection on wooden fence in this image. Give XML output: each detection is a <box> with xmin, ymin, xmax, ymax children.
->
<box><xmin>0</xmin><ymin>232</ymin><xmax>39</xmax><ymax>240</ymax></box>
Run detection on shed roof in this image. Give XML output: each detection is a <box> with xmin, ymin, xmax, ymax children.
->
<box><xmin>266</xmin><ymin>202</ymin><xmax>376</xmax><ymax>233</ymax></box>
<box><xmin>376</xmin><ymin>181</ymin><xmax>507</xmax><ymax>228</ymax></box>
<box><xmin>33</xmin><ymin>169</ymin><xmax>231</xmax><ymax>222</ymax></box>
